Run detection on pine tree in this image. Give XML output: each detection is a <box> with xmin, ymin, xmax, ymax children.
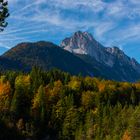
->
<box><xmin>32</xmin><ymin>85</ymin><xmax>47</xmax><ymax>122</ymax></box>
<box><xmin>62</xmin><ymin>107</ymin><xmax>80</xmax><ymax>140</ymax></box>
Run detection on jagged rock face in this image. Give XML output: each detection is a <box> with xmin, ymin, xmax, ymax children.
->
<box><xmin>105</xmin><ymin>47</ymin><xmax>140</xmax><ymax>72</ymax></box>
<box><xmin>60</xmin><ymin>31</ymin><xmax>116</xmax><ymax>67</ymax></box>
<box><xmin>61</xmin><ymin>31</ymin><xmax>103</xmax><ymax>56</ymax></box>
<box><xmin>60</xmin><ymin>31</ymin><xmax>140</xmax><ymax>72</ymax></box>
<box><xmin>131</xmin><ymin>58</ymin><xmax>140</xmax><ymax>72</ymax></box>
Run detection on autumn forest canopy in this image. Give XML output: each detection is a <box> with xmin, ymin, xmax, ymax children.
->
<box><xmin>0</xmin><ymin>68</ymin><xmax>140</xmax><ymax>140</ymax></box>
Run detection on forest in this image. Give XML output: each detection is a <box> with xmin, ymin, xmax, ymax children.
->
<box><xmin>0</xmin><ymin>68</ymin><xmax>140</xmax><ymax>140</ymax></box>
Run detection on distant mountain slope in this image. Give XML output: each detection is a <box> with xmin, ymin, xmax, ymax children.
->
<box><xmin>77</xmin><ymin>54</ymin><xmax>140</xmax><ymax>82</ymax></box>
<box><xmin>60</xmin><ymin>31</ymin><xmax>140</xmax><ymax>82</ymax></box>
<box><xmin>0</xmin><ymin>56</ymin><xmax>27</xmax><ymax>71</ymax></box>
<box><xmin>1</xmin><ymin>41</ymin><xmax>96</xmax><ymax>76</ymax></box>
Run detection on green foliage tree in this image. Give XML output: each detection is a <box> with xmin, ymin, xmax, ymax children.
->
<box><xmin>128</xmin><ymin>106</ymin><xmax>140</xmax><ymax>139</ymax></box>
<box><xmin>62</xmin><ymin>107</ymin><xmax>80</xmax><ymax>140</ymax></box>
<box><xmin>10</xmin><ymin>75</ymin><xmax>31</xmax><ymax>118</ymax></box>
<box><xmin>32</xmin><ymin>85</ymin><xmax>47</xmax><ymax>122</ymax></box>
<box><xmin>81</xmin><ymin>91</ymin><xmax>96</xmax><ymax>110</ymax></box>
<box><xmin>0</xmin><ymin>0</ymin><xmax>9</xmax><ymax>31</ymax></box>
<box><xmin>30</xmin><ymin>67</ymin><xmax>43</xmax><ymax>93</ymax></box>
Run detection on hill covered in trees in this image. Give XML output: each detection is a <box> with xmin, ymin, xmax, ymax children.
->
<box><xmin>0</xmin><ymin>41</ymin><xmax>95</xmax><ymax>76</ymax></box>
<box><xmin>0</xmin><ymin>68</ymin><xmax>140</xmax><ymax>139</ymax></box>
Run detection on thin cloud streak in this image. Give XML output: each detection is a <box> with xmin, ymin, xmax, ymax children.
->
<box><xmin>0</xmin><ymin>0</ymin><xmax>139</xmax><ymax>62</ymax></box>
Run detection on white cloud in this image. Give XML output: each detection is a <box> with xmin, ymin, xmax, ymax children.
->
<box><xmin>94</xmin><ymin>21</ymin><xmax>117</xmax><ymax>38</ymax></box>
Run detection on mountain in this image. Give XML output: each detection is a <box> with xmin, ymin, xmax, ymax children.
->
<box><xmin>0</xmin><ymin>31</ymin><xmax>140</xmax><ymax>82</ymax></box>
<box><xmin>0</xmin><ymin>41</ymin><xmax>96</xmax><ymax>76</ymax></box>
<box><xmin>60</xmin><ymin>31</ymin><xmax>140</xmax><ymax>82</ymax></box>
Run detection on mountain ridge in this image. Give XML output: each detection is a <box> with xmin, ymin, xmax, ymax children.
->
<box><xmin>60</xmin><ymin>31</ymin><xmax>140</xmax><ymax>70</ymax></box>
<box><xmin>0</xmin><ymin>31</ymin><xmax>140</xmax><ymax>82</ymax></box>
<box><xmin>60</xmin><ymin>31</ymin><xmax>140</xmax><ymax>81</ymax></box>
<box><xmin>1</xmin><ymin>41</ymin><xmax>96</xmax><ymax>76</ymax></box>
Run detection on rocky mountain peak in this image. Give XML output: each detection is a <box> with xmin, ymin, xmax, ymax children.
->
<box><xmin>73</xmin><ymin>31</ymin><xmax>94</xmax><ymax>41</ymax></box>
<box><xmin>60</xmin><ymin>31</ymin><xmax>140</xmax><ymax>72</ymax></box>
<box><xmin>60</xmin><ymin>31</ymin><xmax>101</xmax><ymax>55</ymax></box>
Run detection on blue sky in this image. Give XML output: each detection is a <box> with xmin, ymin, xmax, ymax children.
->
<box><xmin>0</xmin><ymin>0</ymin><xmax>140</xmax><ymax>62</ymax></box>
